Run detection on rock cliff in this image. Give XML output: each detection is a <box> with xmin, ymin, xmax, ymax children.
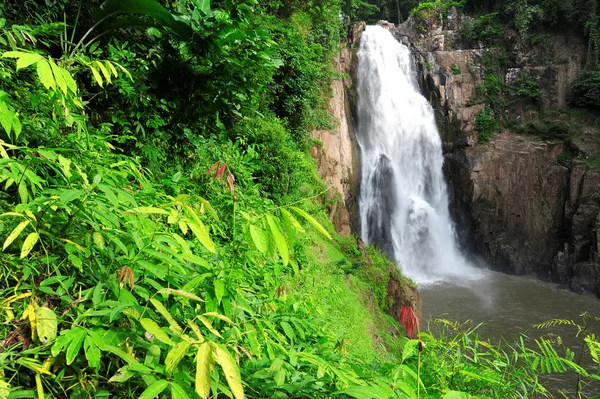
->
<box><xmin>311</xmin><ymin>25</ymin><xmax>364</xmax><ymax>236</ymax></box>
<box><xmin>388</xmin><ymin>13</ymin><xmax>600</xmax><ymax>296</ymax></box>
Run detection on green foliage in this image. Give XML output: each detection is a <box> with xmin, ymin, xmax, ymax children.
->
<box><xmin>475</xmin><ymin>107</ymin><xmax>499</xmax><ymax>143</ymax></box>
<box><xmin>341</xmin><ymin>0</ymin><xmax>381</xmax><ymax>22</ymax></box>
<box><xmin>450</xmin><ymin>63</ymin><xmax>462</xmax><ymax>75</ymax></box>
<box><xmin>514</xmin><ymin>73</ymin><xmax>541</xmax><ymax>99</ymax></box>
<box><xmin>458</xmin><ymin>13</ymin><xmax>504</xmax><ymax>45</ymax></box>
<box><xmin>412</xmin><ymin>0</ymin><xmax>465</xmax><ymax>17</ymax></box>
<box><xmin>2</xmin><ymin>1</ymin><xmax>600</xmax><ymax>398</ymax></box>
<box><xmin>508</xmin><ymin>119</ymin><xmax>571</xmax><ymax>140</ymax></box>
<box><xmin>568</xmin><ymin>70</ymin><xmax>600</xmax><ymax>110</ymax></box>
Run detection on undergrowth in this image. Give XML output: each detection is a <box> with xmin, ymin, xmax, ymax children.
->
<box><xmin>0</xmin><ymin>1</ymin><xmax>599</xmax><ymax>399</ymax></box>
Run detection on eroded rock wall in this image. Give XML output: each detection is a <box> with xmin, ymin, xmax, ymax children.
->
<box><xmin>311</xmin><ymin>26</ymin><xmax>364</xmax><ymax>236</ymax></box>
<box><xmin>385</xmin><ymin>13</ymin><xmax>600</xmax><ymax>295</ymax></box>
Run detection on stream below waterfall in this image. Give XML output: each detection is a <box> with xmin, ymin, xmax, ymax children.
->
<box><xmin>420</xmin><ymin>272</ymin><xmax>600</xmax><ymax>396</ymax></box>
<box><xmin>355</xmin><ymin>24</ymin><xmax>600</xmax><ymax>396</ymax></box>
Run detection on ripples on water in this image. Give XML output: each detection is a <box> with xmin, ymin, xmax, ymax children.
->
<box><xmin>420</xmin><ymin>270</ymin><xmax>600</xmax><ymax>396</ymax></box>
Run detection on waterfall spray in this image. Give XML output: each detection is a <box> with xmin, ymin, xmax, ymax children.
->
<box><xmin>356</xmin><ymin>25</ymin><xmax>470</xmax><ymax>283</ymax></box>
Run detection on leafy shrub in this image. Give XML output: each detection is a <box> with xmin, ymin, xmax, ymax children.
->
<box><xmin>475</xmin><ymin>107</ymin><xmax>499</xmax><ymax>142</ymax></box>
<box><xmin>514</xmin><ymin>73</ymin><xmax>541</xmax><ymax>99</ymax></box>
<box><xmin>568</xmin><ymin>71</ymin><xmax>600</xmax><ymax>110</ymax></box>
<box><xmin>508</xmin><ymin>119</ymin><xmax>571</xmax><ymax>140</ymax></box>
<box><xmin>458</xmin><ymin>12</ymin><xmax>504</xmax><ymax>45</ymax></box>
<box><xmin>450</xmin><ymin>63</ymin><xmax>462</xmax><ymax>75</ymax></box>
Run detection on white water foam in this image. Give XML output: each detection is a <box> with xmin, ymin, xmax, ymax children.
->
<box><xmin>356</xmin><ymin>25</ymin><xmax>476</xmax><ymax>284</ymax></box>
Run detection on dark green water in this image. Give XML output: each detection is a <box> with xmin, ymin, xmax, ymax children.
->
<box><xmin>420</xmin><ymin>270</ymin><xmax>600</xmax><ymax>397</ymax></box>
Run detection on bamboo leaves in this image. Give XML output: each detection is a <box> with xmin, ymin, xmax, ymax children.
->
<box><xmin>266</xmin><ymin>215</ymin><xmax>288</xmax><ymax>266</ymax></box>
<box><xmin>246</xmin><ymin>206</ymin><xmax>331</xmax><ymax>266</ymax></box>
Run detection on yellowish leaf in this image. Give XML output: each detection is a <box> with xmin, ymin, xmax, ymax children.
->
<box><xmin>140</xmin><ymin>318</ymin><xmax>174</xmax><ymax>346</ymax></box>
<box><xmin>3</xmin><ymin>220</ymin><xmax>29</xmax><ymax>251</ymax></box>
<box><xmin>195</xmin><ymin>342</ymin><xmax>213</xmax><ymax>398</ymax></box>
<box><xmin>211</xmin><ymin>342</ymin><xmax>244</xmax><ymax>399</ymax></box>
<box><xmin>198</xmin><ymin>315</ymin><xmax>222</xmax><ymax>338</ymax></box>
<box><xmin>35</xmin><ymin>306</ymin><xmax>57</xmax><ymax>344</ymax></box>
<box><xmin>150</xmin><ymin>298</ymin><xmax>183</xmax><ymax>335</ymax></box>
<box><xmin>20</xmin><ymin>232</ymin><xmax>39</xmax><ymax>258</ymax></box>
<box><xmin>165</xmin><ymin>340</ymin><xmax>191</xmax><ymax>376</ymax></box>
<box><xmin>89</xmin><ymin>64</ymin><xmax>103</xmax><ymax>87</ymax></box>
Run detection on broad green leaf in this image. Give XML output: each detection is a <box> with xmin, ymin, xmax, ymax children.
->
<box><xmin>89</xmin><ymin>64</ymin><xmax>103</xmax><ymax>87</ymax></box>
<box><xmin>266</xmin><ymin>215</ymin><xmax>288</xmax><ymax>265</ymax></box>
<box><xmin>140</xmin><ymin>318</ymin><xmax>174</xmax><ymax>346</ymax></box>
<box><xmin>84</xmin><ymin>336</ymin><xmax>101</xmax><ymax>369</ymax></box>
<box><xmin>95</xmin><ymin>0</ymin><xmax>194</xmax><ymax>39</ymax></box>
<box><xmin>36</xmin><ymin>60</ymin><xmax>54</xmax><ymax>90</ymax></box>
<box><xmin>60</xmin><ymin>188</ymin><xmax>84</xmax><ymax>204</ymax></box>
<box><xmin>48</xmin><ymin>59</ymin><xmax>67</xmax><ymax>95</ymax></box>
<box><xmin>105</xmin><ymin>345</ymin><xmax>139</xmax><ymax>364</ymax></box>
<box><xmin>402</xmin><ymin>339</ymin><xmax>420</xmax><ymax>362</ymax></box>
<box><xmin>114</xmin><ymin>62</ymin><xmax>133</xmax><ymax>81</ymax></box>
<box><xmin>289</xmin><ymin>206</ymin><xmax>332</xmax><ymax>239</ymax></box>
<box><xmin>249</xmin><ymin>224</ymin><xmax>268</xmax><ymax>254</ymax></box>
<box><xmin>11</xmin><ymin>115</ymin><xmax>21</xmax><ymax>139</ymax></box>
<box><xmin>3</xmin><ymin>220</ymin><xmax>30</xmax><ymax>250</ymax></box>
<box><xmin>214</xmin><ymin>279</ymin><xmax>225</xmax><ymax>304</ymax></box>
<box><xmin>0</xmin><ymin>101</ymin><xmax>13</xmax><ymax>135</ymax></box>
<box><xmin>145</xmin><ymin>345</ymin><xmax>161</xmax><ymax>366</ymax></box>
<box><xmin>35</xmin><ymin>306</ymin><xmax>57</xmax><ymax>344</ymax></box>
<box><xmin>280</xmin><ymin>321</ymin><xmax>295</xmax><ymax>341</ymax></box>
<box><xmin>139</xmin><ymin>379</ymin><xmax>169</xmax><ymax>399</ymax></box>
<box><xmin>172</xmin><ymin>233</ymin><xmax>192</xmax><ymax>254</ymax></box>
<box><xmin>186</xmin><ymin>219</ymin><xmax>216</xmax><ymax>253</ymax></box>
<box><xmin>2</xmin><ymin>51</ymin><xmax>43</xmax><ymax>70</ymax></box>
<box><xmin>180</xmin><ymin>253</ymin><xmax>210</xmax><ymax>268</ymax></box>
<box><xmin>195</xmin><ymin>342</ymin><xmax>213</xmax><ymax>398</ymax></box>
<box><xmin>20</xmin><ymin>232</ymin><xmax>39</xmax><ymax>258</ymax></box>
<box><xmin>187</xmin><ymin>319</ymin><xmax>205</xmax><ymax>342</ymax></box>
<box><xmin>132</xmin><ymin>206</ymin><xmax>169</xmax><ymax>215</ymax></box>
<box><xmin>280</xmin><ymin>208</ymin><xmax>305</xmax><ymax>233</ymax></box>
<box><xmin>171</xmin><ymin>382</ymin><xmax>191</xmax><ymax>399</ymax></box>
<box><xmin>66</xmin><ymin>327</ymin><xmax>87</xmax><ymax>365</ymax></box>
<box><xmin>150</xmin><ymin>298</ymin><xmax>183</xmax><ymax>334</ymax></box>
<box><xmin>60</xmin><ymin>68</ymin><xmax>77</xmax><ymax>94</ymax></box>
<box><xmin>164</xmin><ymin>341</ymin><xmax>191</xmax><ymax>376</ymax></box>
<box><xmin>211</xmin><ymin>342</ymin><xmax>244</xmax><ymax>399</ymax></box>
<box><xmin>108</xmin><ymin>366</ymin><xmax>136</xmax><ymax>383</ymax></box>
<box><xmin>197</xmin><ymin>0</ymin><xmax>210</xmax><ymax>14</ymax></box>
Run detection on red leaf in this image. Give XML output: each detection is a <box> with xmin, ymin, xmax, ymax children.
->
<box><xmin>226</xmin><ymin>173</ymin><xmax>235</xmax><ymax>195</ymax></box>
<box><xmin>207</xmin><ymin>161</ymin><xmax>220</xmax><ymax>177</ymax></box>
<box><xmin>216</xmin><ymin>163</ymin><xmax>227</xmax><ymax>181</ymax></box>
<box><xmin>398</xmin><ymin>306</ymin><xmax>419</xmax><ymax>338</ymax></box>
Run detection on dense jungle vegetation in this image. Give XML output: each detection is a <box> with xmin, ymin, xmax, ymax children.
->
<box><xmin>1</xmin><ymin>0</ymin><xmax>600</xmax><ymax>398</ymax></box>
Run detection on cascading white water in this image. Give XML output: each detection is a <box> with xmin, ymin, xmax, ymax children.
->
<box><xmin>356</xmin><ymin>25</ymin><xmax>471</xmax><ymax>283</ymax></box>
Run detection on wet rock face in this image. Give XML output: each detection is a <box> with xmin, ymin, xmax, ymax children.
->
<box><xmin>464</xmin><ymin>133</ymin><xmax>569</xmax><ymax>277</ymax></box>
<box><xmin>387</xmin><ymin>13</ymin><xmax>600</xmax><ymax>296</ymax></box>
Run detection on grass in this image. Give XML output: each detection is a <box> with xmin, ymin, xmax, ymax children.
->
<box><xmin>286</xmin><ymin>221</ymin><xmax>414</xmax><ymax>364</ymax></box>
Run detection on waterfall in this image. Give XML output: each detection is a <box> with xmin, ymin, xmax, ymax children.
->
<box><xmin>356</xmin><ymin>25</ymin><xmax>471</xmax><ymax>283</ymax></box>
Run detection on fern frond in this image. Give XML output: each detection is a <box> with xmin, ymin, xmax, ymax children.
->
<box><xmin>534</xmin><ymin>319</ymin><xmax>576</xmax><ymax>329</ymax></box>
